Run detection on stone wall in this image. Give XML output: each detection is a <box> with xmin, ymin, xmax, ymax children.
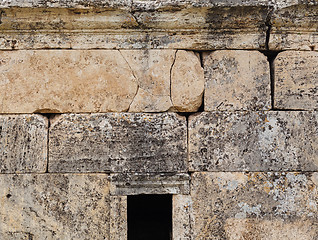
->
<box><xmin>0</xmin><ymin>1</ymin><xmax>317</xmax><ymax>239</ymax></box>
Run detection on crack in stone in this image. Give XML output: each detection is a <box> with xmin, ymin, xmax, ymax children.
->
<box><xmin>169</xmin><ymin>50</ymin><xmax>178</xmax><ymax>111</ymax></box>
<box><xmin>118</xmin><ymin>50</ymin><xmax>139</xmax><ymax>112</ymax></box>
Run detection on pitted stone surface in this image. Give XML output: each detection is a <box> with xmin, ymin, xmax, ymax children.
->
<box><xmin>0</xmin><ymin>174</ymin><xmax>110</xmax><ymax>240</ymax></box>
<box><xmin>204</xmin><ymin>50</ymin><xmax>270</xmax><ymax>111</ymax></box>
<box><xmin>121</xmin><ymin>50</ymin><xmax>174</xmax><ymax>112</ymax></box>
<box><xmin>191</xmin><ymin>172</ymin><xmax>318</xmax><ymax>240</ymax></box>
<box><xmin>49</xmin><ymin>113</ymin><xmax>187</xmax><ymax>173</ymax></box>
<box><xmin>171</xmin><ymin>51</ymin><xmax>204</xmax><ymax>112</ymax></box>
<box><xmin>0</xmin><ymin>115</ymin><xmax>47</xmax><ymax>173</ymax></box>
<box><xmin>0</xmin><ymin>50</ymin><xmax>138</xmax><ymax>113</ymax></box>
<box><xmin>270</xmin><ymin>5</ymin><xmax>318</xmax><ymax>50</ymax></box>
<box><xmin>274</xmin><ymin>51</ymin><xmax>318</xmax><ymax>110</ymax></box>
<box><xmin>189</xmin><ymin>111</ymin><xmax>318</xmax><ymax>171</ymax></box>
<box><xmin>110</xmin><ymin>173</ymin><xmax>190</xmax><ymax>195</ymax></box>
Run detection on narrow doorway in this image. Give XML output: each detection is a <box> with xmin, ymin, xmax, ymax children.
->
<box><xmin>127</xmin><ymin>194</ymin><xmax>172</xmax><ymax>240</ymax></box>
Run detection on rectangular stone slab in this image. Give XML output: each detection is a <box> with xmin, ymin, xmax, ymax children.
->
<box><xmin>0</xmin><ymin>115</ymin><xmax>47</xmax><ymax>173</ymax></box>
<box><xmin>0</xmin><ymin>174</ymin><xmax>110</xmax><ymax>239</ymax></box>
<box><xmin>274</xmin><ymin>51</ymin><xmax>318</xmax><ymax>110</ymax></box>
<box><xmin>0</xmin><ymin>50</ymin><xmax>138</xmax><ymax>113</ymax></box>
<box><xmin>110</xmin><ymin>173</ymin><xmax>190</xmax><ymax>196</ymax></box>
<box><xmin>189</xmin><ymin>111</ymin><xmax>318</xmax><ymax>171</ymax></box>
<box><xmin>49</xmin><ymin>113</ymin><xmax>187</xmax><ymax>173</ymax></box>
<box><xmin>191</xmin><ymin>172</ymin><xmax>318</xmax><ymax>239</ymax></box>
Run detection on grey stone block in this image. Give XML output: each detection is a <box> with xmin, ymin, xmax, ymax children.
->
<box><xmin>189</xmin><ymin>111</ymin><xmax>318</xmax><ymax>171</ymax></box>
<box><xmin>110</xmin><ymin>173</ymin><xmax>190</xmax><ymax>195</ymax></box>
<box><xmin>49</xmin><ymin>113</ymin><xmax>187</xmax><ymax>173</ymax></box>
<box><xmin>274</xmin><ymin>51</ymin><xmax>318</xmax><ymax>110</ymax></box>
<box><xmin>0</xmin><ymin>115</ymin><xmax>47</xmax><ymax>173</ymax></box>
<box><xmin>191</xmin><ymin>172</ymin><xmax>318</xmax><ymax>239</ymax></box>
<box><xmin>0</xmin><ymin>174</ymin><xmax>110</xmax><ymax>240</ymax></box>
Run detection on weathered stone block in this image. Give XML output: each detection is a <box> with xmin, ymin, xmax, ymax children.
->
<box><xmin>173</xmin><ymin>195</ymin><xmax>193</xmax><ymax>240</ymax></box>
<box><xmin>191</xmin><ymin>172</ymin><xmax>318</xmax><ymax>239</ymax></box>
<box><xmin>171</xmin><ymin>51</ymin><xmax>204</xmax><ymax>112</ymax></box>
<box><xmin>0</xmin><ymin>50</ymin><xmax>138</xmax><ymax>113</ymax></box>
<box><xmin>110</xmin><ymin>173</ymin><xmax>190</xmax><ymax>195</ymax></box>
<box><xmin>49</xmin><ymin>113</ymin><xmax>187</xmax><ymax>173</ymax></box>
<box><xmin>274</xmin><ymin>51</ymin><xmax>318</xmax><ymax>110</ymax></box>
<box><xmin>204</xmin><ymin>50</ymin><xmax>270</xmax><ymax>111</ymax></box>
<box><xmin>189</xmin><ymin>111</ymin><xmax>318</xmax><ymax>171</ymax></box>
<box><xmin>0</xmin><ymin>174</ymin><xmax>110</xmax><ymax>239</ymax></box>
<box><xmin>269</xmin><ymin>5</ymin><xmax>318</xmax><ymax>50</ymax></box>
<box><xmin>0</xmin><ymin>115</ymin><xmax>47</xmax><ymax>173</ymax></box>
<box><xmin>121</xmin><ymin>50</ymin><xmax>174</xmax><ymax>112</ymax></box>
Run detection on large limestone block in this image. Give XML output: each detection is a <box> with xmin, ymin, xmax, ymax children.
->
<box><xmin>49</xmin><ymin>113</ymin><xmax>187</xmax><ymax>173</ymax></box>
<box><xmin>120</xmin><ymin>50</ymin><xmax>174</xmax><ymax>112</ymax></box>
<box><xmin>0</xmin><ymin>115</ymin><xmax>47</xmax><ymax>173</ymax></box>
<box><xmin>189</xmin><ymin>111</ymin><xmax>318</xmax><ymax>171</ymax></box>
<box><xmin>171</xmin><ymin>50</ymin><xmax>204</xmax><ymax>112</ymax></box>
<box><xmin>204</xmin><ymin>51</ymin><xmax>270</xmax><ymax>111</ymax></box>
<box><xmin>0</xmin><ymin>174</ymin><xmax>110</xmax><ymax>240</ymax></box>
<box><xmin>191</xmin><ymin>172</ymin><xmax>318</xmax><ymax>239</ymax></box>
<box><xmin>0</xmin><ymin>50</ymin><xmax>138</xmax><ymax>113</ymax></box>
<box><xmin>274</xmin><ymin>51</ymin><xmax>318</xmax><ymax>110</ymax></box>
<box><xmin>269</xmin><ymin>5</ymin><xmax>318</xmax><ymax>50</ymax></box>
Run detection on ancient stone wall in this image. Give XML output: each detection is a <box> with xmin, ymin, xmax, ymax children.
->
<box><xmin>0</xmin><ymin>0</ymin><xmax>317</xmax><ymax>239</ymax></box>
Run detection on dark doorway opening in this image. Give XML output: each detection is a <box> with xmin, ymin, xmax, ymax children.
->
<box><xmin>127</xmin><ymin>194</ymin><xmax>172</xmax><ymax>240</ymax></box>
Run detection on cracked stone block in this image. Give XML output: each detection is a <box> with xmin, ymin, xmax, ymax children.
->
<box><xmin>110</xmin><ymin>173</ymin><xmax>190</xmax><ymax>195</ymax></box>
<box><xmin>0</xmin><ymin>115</ymin><xmax>47</xmax><ymax>173</ymax></box>
<box><xmin>274</xmin><ymin>51</ymin><xmax>318</xmax><ymax>110</ymax></box>
<box><xmin>0</xmin><ymin>174</ymin><xmax>110</xmax><ymax>239</ymax></box>
<box><xmin>110</xmin><ymin>196</ymin><xmax>127</xmax><ymax>240</ymax></box>
<box><xmin>121</xmin><ymin>50</ymin><xmax>174</xmax><ymax>112</ymax></box>
<box><xmin>171</xmin><ymin>51</ymin><xmax>204</xmax><ymax>112</ymax></box>
<box><xmin>49</xmin><ymin>113</ymin><xmax>187</xmax><ymax>173</ymax></box>
<box><xmin>189</xmin><ymin>111</ymin><xmax>318</xmax><ymax>172</ymax></box>
<box><xmin>191</xmin><ymin>172</ymin><xmax>318</xmax><ymax>240</ymax></box>
<box><xmin>204</xmin><ymin>50</ymin><xmax>271</xmax><ymax>111</ymax></box>
<box><xmin>0</xmin><ymin>50</ymin><xmax>138</xmax><ymax>113</ymax></box>
<box><xmin>270</xmin><ymin>5</ymin><xmax>318</xmax><ymax>50</ymax></box>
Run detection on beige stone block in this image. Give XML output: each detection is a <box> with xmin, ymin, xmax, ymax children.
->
<box><xmin>173</xmin><ymin>195</ymin><xmax>193</xmax><ymax>240</ymax></box>
<box><xmin>171</xmin><ymin>51</ymin><xmax>204</xmax><ymax>112</ymax></box>
<box><xmin>110</xmin><ymin>196</ymin><xmax>127</xmax><ymax>240</ymax></box>
<box><xmin>0</xmin><ymin>115</ymin><xmax>47</xmax><ymax>173</ymax></box>
<box><xmin>121</xmin><ymin>50</ymin><xmax>174</xmax><ymax>112</ymax></box>
<box><xmin>204</xmin><ymin>50</ymin><xmax>271</xmax><ymax>110</ymax></box>
<box><xmin>49</xmin><ymin>113</ymin><xmax>187</xmax><ymax>173</ymax></box>
<box><xmin>189</xmin><ymin>111</ymin><xmax>318</xmax><ymax>171</ymax></box>
<box><xmin>274</xmin><ymin>51</ymin><xmax>318</xmax><ymax>110</ymax></box>
<box><xmin>0</xmin><ymin>50</ymin><xmax>138</xmax><ymax>113</ymax></box>
<box><xmin>0</xmin><ymin>174</ymin><xmax>110</xmax><ymax>240</ymax></box>
<box><xmin>191</xmin><ymin>172</ymin><xmax>318</xmax><ymax>240</ymax></box>
<box><xmin>269</xmin><ymin>5</ymin><xmax>318</xmax><ymax>50</ymax></box>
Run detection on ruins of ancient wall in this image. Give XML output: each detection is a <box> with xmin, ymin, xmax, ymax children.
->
<box><xmin>0</xmin><ymin>0</ymin><xmax>317</xmax><ymax>239</ymax></box>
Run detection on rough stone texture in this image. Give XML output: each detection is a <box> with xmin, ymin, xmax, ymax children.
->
<box><xmin>0</xmin><ymin>174</ymin><xmax>110</xmax><ymax>240</ymax></box>
<box><xmin>204</xmin><ymin>50</ymin><xmax>271</xmax><ymax>111</ymax></box>
<box><xmin>0</xmin><ymin>50</ymin><xmax>138</xmax><ymax>113</ymax></box>
<box><xmin>0</xmin><ymin>115</ymin><xmax>47</xmax><ymax>173</ymax></box>
<box><xmin>49</xmin><ymin>113</ymin><xmax>187</xmax><ymax>173</ymax></box>
<box><xmin>173</xmin><ymin>195</ymin><xmax>193</xmax><ymax>240</ymax></box>
<box><xmin>189</xmin><ymin>111</ymin><xmax>318</xmax><ymax>172</ymax></box>
<box><xmin>171</xmin><ymin>51</ymin><xmax>204</xmax><ymax>112</ymax></box>
<box><xmin>270</xmin><ymin>5</ymin><xmax>318</xmax><ymax>50</ymax></box>
<box><xmin>110</xmin><ymin>196</ymin><xmax>127</xmax><ymax>240</ymax></box>
<box><xmin>191</xmin><ymin>172</ymin><xmax>318</xmax><ymax>240</ymax></box>
<box><xmin>274</xmin><ymin>51</ymin><xmax>318</xmax><ymax>110</ymax></box>
<box><xmin>0</xmin><ymin>6</ymin><xmax>268</xmax><ymax>50</ymax></box>
<box><xmin>110</xmin><ymin>173</ymin><xmax>190</xmax><ymax>195</ymax></box>
<box><xmin>121</xmin><ymin>50</ymin><xmax>174</xmax><ymax>112</ymax></box>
